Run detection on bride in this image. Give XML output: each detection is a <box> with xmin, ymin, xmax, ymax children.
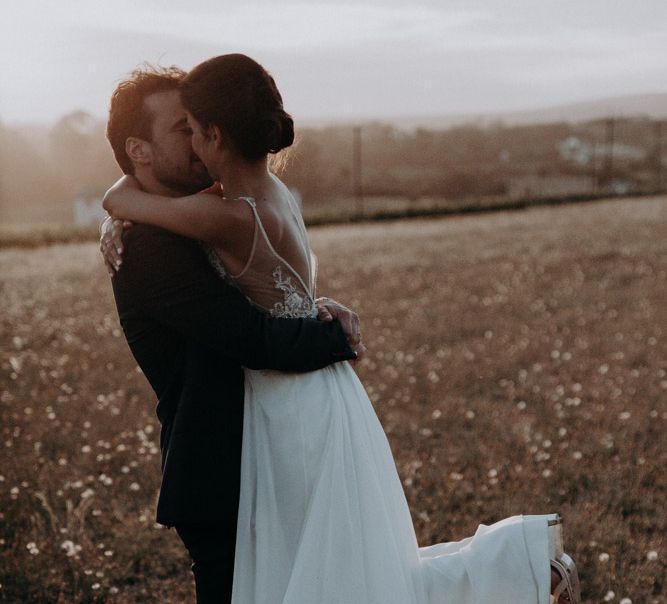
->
<box><xmin>103</xmin><ymin>53</ymin><xmax>580</xmax><ymax>604</ymax></box>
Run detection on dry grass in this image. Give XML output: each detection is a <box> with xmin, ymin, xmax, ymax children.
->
<box><xmin>1</xmin><ymin>195</ymin><xmax>666</xmax><ymax>602</ymax></box>
<box><xmin>0</xmin><ymin>225</ymin><xmax>100</xmax><ymax>250</ymax></box>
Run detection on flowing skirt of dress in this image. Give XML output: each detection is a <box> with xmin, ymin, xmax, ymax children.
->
<box><xmin>231</xmin><ymin>361</ymin><xmax>553</xmax><ymax>604</ymax></box>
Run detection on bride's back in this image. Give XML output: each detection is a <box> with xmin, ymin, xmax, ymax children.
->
<box><xmin>208</xmin><ymin>181</ymin><xmax>316</xmax><ymax>319</ymax></box>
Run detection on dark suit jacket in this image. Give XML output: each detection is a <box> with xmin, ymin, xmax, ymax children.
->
<box><xmin>111</xmin><ymin>224</ymin><xmax>354</xmax><ymax>527</ymax></box>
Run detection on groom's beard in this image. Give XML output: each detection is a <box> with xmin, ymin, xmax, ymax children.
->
<box><xmin>152</xmin><ymin>149</ymin><xmax>214</xmax><ymax>195</ymax></box>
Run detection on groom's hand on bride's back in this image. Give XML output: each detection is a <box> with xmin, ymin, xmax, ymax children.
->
<box><xmin>316</xmin><ymin>297</ymin><xmax>365</xmax><ymax>361</ymax></box>
<box><xmin>99</xmin><ymin>216</ymin><xmax>133</xmax><ymax>276</ymax></box>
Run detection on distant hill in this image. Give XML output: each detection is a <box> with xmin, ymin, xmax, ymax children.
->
<box><xmin>302</xmin><ymin>92</ymin><xmax>667</xmax><ymax>132</ymax></box>
<box><xmin>498</xmin><ymin>92</ymin><xmax>667</xmax><ymax>124</ymax></box>
<box><xmin>6</xmin><ymin>91</ymin><xmax>666</xmax><ymax>136</ymax></box>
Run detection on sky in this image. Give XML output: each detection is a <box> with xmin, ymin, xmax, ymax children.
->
<box><xmin>1</xmin><ymin>0</ymin><xmax>666</xmax><ymax>126</ymax></box>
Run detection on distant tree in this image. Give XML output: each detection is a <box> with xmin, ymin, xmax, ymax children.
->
<box><xmin>0</xmin><ymin>111</ymin><xmax>658</xmax><ymax>226</ymax></box>
<box><xmin>49</xmin><ymin>110</ymin><xmax>119</xmax><ymax>199</ymax></box>
<box><xmin>0</xmin><ymin>122</ymin><xmax>66</xmax><ymax>224</ymax></box>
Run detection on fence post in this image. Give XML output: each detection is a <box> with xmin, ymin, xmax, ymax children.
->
<box><xmin>353</xmin><ymin>126</ymin><xmax>363</xmax><ymax>217</ymax></box>
<box><xmin>655</xmin><ymin>120</ymin><xmax>664</xmax><ymax>192</ymax></box>
<box><xmin>603</xmin><ymin>117</ymin><xmax>615</xmax><ymax>190</ymax></box>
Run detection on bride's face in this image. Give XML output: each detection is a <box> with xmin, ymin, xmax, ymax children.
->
<box><xmin>186</xmin><ymin>112</ymin><xmax>221</xmax><ymax>178</ymax></box>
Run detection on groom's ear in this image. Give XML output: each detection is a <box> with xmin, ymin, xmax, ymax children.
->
<box><xmin>125</xmin><ymin>137</ymin><xmax>152</xmax><ymax>167</ymax></box>
<box><xmin>209</xmin><ymin>124</ymin><xmax>225</xmax><ymax>150</ymax></box>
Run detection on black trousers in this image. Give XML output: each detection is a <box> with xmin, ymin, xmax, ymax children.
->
<box><xmin>175</xmin><ymin>522</ymin><xmax>237</xmax><ymax>604</ymax></box>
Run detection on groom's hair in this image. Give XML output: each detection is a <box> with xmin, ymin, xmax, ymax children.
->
<box><xmin>107</xmin><ymin>64</ymin><xmax>186</xmax><ymax>174</ymax></box>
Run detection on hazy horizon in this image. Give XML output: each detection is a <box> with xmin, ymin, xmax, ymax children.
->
<box><xmin>5</xmin><ymin>90</ymin><xmax>667</xmax><ymax>131</ymax></box>
<box><xmin>2</xmin><ymin>0</ymin><xmax>666</xmax><ymax>127</ymax></box>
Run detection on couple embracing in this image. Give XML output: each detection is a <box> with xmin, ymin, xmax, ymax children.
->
<box><xmin>100</xmin><ymin>54</ymin><xmax>580</xmax><ymax>603</ymax></box>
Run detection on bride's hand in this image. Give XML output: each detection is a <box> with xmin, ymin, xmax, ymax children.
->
<box><xmin>102</xmin><ymin>175</ymin><xmax>141</xmax><ymax>214</ymax></box>
<box><xmin>99</xmin><ymin>214</ymin><xmax>133</xmax><ymax>275</ymax></box>
<box><xmin>316</xmin><ymin>297</ymin><xmax>364</xmax><ymax>361</ymax></box>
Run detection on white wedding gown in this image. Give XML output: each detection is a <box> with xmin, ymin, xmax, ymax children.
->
<box><xmin>206</xmin><ymin>195</ymin><xmax>555</xmax><ymax>604</ymax></box>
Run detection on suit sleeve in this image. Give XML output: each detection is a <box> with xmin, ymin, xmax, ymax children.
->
<box><xmin>113</xmin><ymin>225</ymin><xmax>355</xmax><ymax>371</ymax></box>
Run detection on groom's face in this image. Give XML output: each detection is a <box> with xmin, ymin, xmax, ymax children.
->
<box><xmin>144</xmin><ymin>90</ymin><xmax>213</xmax><ymax>194</ymax></box>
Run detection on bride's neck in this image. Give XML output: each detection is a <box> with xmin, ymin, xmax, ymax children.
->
<box><xmin>218</xmin><ymin>156</ymin><xmax>272</xmax><ymax>201</ymax></box>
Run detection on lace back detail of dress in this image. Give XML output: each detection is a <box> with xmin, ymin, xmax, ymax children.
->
<box><xmin>209</xmin><ymin>196</ymin><xmax>317</xmax><ymax>319</ymax></box>
<box><xmin>270</xmin><ymin>265</ymin><xmax>316</xmax><ymax>318</ymax></box>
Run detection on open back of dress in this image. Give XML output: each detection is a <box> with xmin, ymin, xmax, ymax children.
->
<box><xmin>207</xmin><ymin>194</ymin><xmax>316</xmax><ymax>319</ymax></box>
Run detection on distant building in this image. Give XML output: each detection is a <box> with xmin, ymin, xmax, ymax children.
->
<box><xmin>557</xmin><ymin>136</ymin><xmax>647</xmax><ymax>166</ymax></box>
<box><xmin>73</xmin><ymin>186</ymin><xmax>106</xmax><ymax>226</ymax></box>
<box><xmin>508</xmin><ymin>175</ymin><xmax>595</xmax><ymax>199</ymax></box>
<box><xmin>557</xmin><ymin>136</ymin><xmax>592</xmax><ymax>165</ymax></box>
<box><xmin>594</xmin><ymin>141</ymin><xmax>646</xmax><ymax>161</ymax></box>
<box><xmin>607</xmin><ymin>179</ymin><xmax>637</xmax><ymax>195</ymax></box>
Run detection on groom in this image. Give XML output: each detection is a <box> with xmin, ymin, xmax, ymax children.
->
<box><xmin>100</xmin><ymin>66</ymin><xmax>360</xmax><ymax>603</ymax></box>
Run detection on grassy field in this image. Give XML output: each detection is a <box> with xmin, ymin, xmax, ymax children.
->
<box><xmin>1</xmin><ymin>195</ymin><xmax>665</xmax><ymax>602</ymax></box>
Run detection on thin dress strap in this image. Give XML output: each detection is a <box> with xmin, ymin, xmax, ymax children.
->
<box><xmin>284</xmin><ymin>194</ymin><xmax>314</xmax><ymax>293</ymax></box>
<box><xmin>229</xmin><ymin>196</ymin><xmax>260</xmax><ymax>279</ymax></box>
<box><xmin>237</xmin><ymin>196</ymin><xmax>314</xmax><ymax>300</ymax></box>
